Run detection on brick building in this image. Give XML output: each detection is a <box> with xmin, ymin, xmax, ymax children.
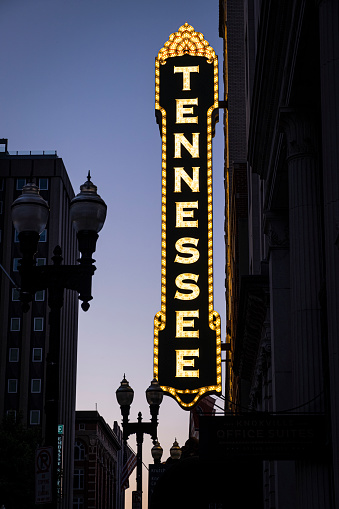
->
<box><xmin>74</xmin><ymin>411</ymin><xmax>124</xmax><ymax>509</ymax></box>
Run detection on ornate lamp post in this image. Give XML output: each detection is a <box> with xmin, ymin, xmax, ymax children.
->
<box><xmin>11</xmin><ymin>173</ymin><xmax>106</xmax><ymax>507</ymax></box>
<box><xmin>116</xmin><ymin>376</ymin><xmax>163</xmax><ymax>506</ymax></box>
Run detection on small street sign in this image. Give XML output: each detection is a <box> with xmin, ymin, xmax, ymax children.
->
<box><xmin>132</xmin><ymin>490</ymin><xmax>142</xmax><ymax>509</ymax></box>
<box><xmin>35</xmin><ymin>446</ymin><xmax>53</xmax><ymax>504</ymax></box>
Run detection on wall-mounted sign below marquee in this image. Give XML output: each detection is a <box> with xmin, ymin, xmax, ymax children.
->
<box><xmin>153</xmin><ymin>23</ymin><xmax>221</xmax><ymax>409</ymax></box>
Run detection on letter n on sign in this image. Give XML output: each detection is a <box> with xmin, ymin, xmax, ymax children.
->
<box><xmin>153</xmin><ymin>23</ymin><xmax>221</xmax><ymax>409</ymax></box>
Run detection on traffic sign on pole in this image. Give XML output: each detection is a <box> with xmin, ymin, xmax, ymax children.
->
<box><xmin>35</xmin><ymin>446</ymin><xmax>53</xmax><ymax>504</ymax></box>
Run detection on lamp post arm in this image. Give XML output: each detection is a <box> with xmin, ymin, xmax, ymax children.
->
<box><xmin>122</xmin><ymin>419</ymin><xmax>158</xmax><ymax>443</ymax></box>
<box><xmin>18</xmin><ymin>247</ymin><xmax>96</xmax><ymax>312</ymax></box>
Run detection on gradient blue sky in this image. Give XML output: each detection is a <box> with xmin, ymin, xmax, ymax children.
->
<box><xmin>1</xmin><ymin>0</ymin><xmax>225</xmax><ymax>505</ymax></box>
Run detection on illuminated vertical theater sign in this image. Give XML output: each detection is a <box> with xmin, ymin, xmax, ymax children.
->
<box><xmin>154</xmin><ymin>23</ymin><xmax>221</xmax><ymax>409</ymax></box>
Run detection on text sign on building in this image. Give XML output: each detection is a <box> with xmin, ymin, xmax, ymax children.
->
<box><xmin>148</xmin><ymin>464</ymin><xmax>167</xmax><ymax>507</ymax></box>
<box><xmin>154</xmin><ymin>24</ymin><xmax>221</xmax><ymax>409</ymax></box>
<box><xmin>57</xmin><ymin>424</ymin><xmax>64</xmax><ymax>498</ymax></box>
<box><xmin>199</xmin><ymin>415</ymin><xmax>328</xmax><ymax>460</ymax></box>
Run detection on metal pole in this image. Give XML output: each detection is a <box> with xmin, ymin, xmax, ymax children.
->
<box><xmin>45</xmin><ymin>305</ymin><xmax>61</xmax><ymax>508</ymax></box>
<box><xmin>136</xmin><ymin>412</ymin><xmax>144</xmax><ymax>507</ymax></box>
<box><xmin>44</xmin><ymin>248</ymin><xmax>64</xmax><ymax>508</ymax></box>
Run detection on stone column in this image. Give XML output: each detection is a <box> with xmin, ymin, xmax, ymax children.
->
<box><xmin>280</xmin><ymin>108</ymin><xmax>331</xmax><ymax>508</ymax></box>
<box><xmin>265</xmin><ymin>212</ymin><xmax>296</xmax><ymax>509</ymax></box>
<box><xmin>318</xmin><ymin>0</ymin><xmax>339</xmax><ymax>505</ymax></box>
<box><xmin>265</xmin><ymin>213</ymin><xmax>292</xmax><ymax>412</ymax></box>
<box><xmin>280</xmin><ymin>110</ymin><xmax>324</xmax><ymax>411</ymax></box>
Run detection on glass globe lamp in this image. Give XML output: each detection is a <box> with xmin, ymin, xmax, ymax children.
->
<box><xmin>11</xmin><ymin>182</ymin><xmax>49</xmax><ymax>235</ymax></box>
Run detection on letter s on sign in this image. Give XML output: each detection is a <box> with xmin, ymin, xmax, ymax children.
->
<box><xmin>174</xmin><ymin>273</ymin><xmax>200</xmax><ymax>300</ymax></box>
<box><xmin>174</xmin><ymin>237</ymin><xmax>200</xmax><ymax>264</ymax></box>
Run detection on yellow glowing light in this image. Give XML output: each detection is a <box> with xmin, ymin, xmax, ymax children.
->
<box><xmin>154</xmin><ymin>24</ymin><xmax>221</xmax><ymax>409</ymax></box>
<box><xmin>174</xmin><ymin>167</ymin><xmax>200</xmax><ymax>193</ymax></box>
<box><xmin>174</xmin><ymin>237</ymin><xmax>200</xmax><ymax>264</ymax></box>
<box><xmin>174</xmin><ymin>133</ymin><xmax>200</xmax><ymax>158</ymax></box>
<box><xmin>176</xmin><ymin>310</ymin><xmax>199</xmax><ymax>337</ymax></box>
<box><xmin>175</xmin><ymin>201</ymin><xmax>198</xmax><ymax>228</ymax></box>
<box><xmin>157</xmin><ymin>24</ymin><xmax>217</xmax><ymax>64</ymax></box>
<box><xmin>175</xmin><ymin>349</ymin><xmax>199</xmax><ymax>377</ymax></box>
<box><xmin>176</xmin><ymin>98</ymin><xmax>198</xmax><ymax>124</ymax></box>
<box><xmin>174</xmin><ymin>273</ymin><xmax>200</xmax><ymax>300</ymax></box>
<box><xmin>174</xmin><ymin>65</ymin><xmax>199</xmax><ymax>90</ymax></box>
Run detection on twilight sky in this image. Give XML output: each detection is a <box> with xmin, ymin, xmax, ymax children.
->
<box><xmin>1</xmin><ymin>0</ymin><xmax>225</xmax><ymax>505</ymax></box>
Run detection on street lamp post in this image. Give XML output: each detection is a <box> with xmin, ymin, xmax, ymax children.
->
<box><xmin>116</xmin><ymin>376</ymin><xmax>163</xmax><ymax>506</ymax></box>
<box><xmin>11</xmin><ymin>173</ymin><xmax>107</xmax><ymax>507</ymax></box>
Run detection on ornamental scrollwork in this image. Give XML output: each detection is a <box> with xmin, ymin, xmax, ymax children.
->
<box><xmin>157</xmin><ymin>23</ymin><xmax>216</xmax><ymax>64</ymax></box>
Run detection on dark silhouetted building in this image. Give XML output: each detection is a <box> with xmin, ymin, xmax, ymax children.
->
<box><xmin>220</xmin><ymin>0</ymin><xmax>339</xmax><ymax>506</ymax></box>
<box><xmin>0</xmin><ymin>139</ymin><xmax>78</xmax><ymax>507</ymax></box>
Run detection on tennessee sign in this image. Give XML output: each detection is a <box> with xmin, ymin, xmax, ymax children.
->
<box><xmin>153</xmin><ymin>23</ymin><xmax>221</xmax><ymax>409</ymax></box>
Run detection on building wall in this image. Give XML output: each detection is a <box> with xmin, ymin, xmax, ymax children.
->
<box><xmin>0</xmin><ymin>145</ymin><xmax>78</xmax><ymax>508</ymax></box>
<box><xmin>220</xmin><ymin>0</ymin><xmax>249</xmax><ymax>412</ymax></box>
<box><xmin>74</xmin><ymin>411</ymin><xmax>123</xmax><ymax>509</ymax></box>
<box><xmin>222</xmin><ymin>0</ymin><xmax>339</xmax><ymax>506</ymax></box>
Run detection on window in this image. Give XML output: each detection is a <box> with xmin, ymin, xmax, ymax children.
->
<box><xmin>39</xmin><ymin>178</ymin><xmax>48</xmax><ymax>190</ymax></box>
<box><xmin>31</xmin><ymin>379</ymin><xmax>41</xmax><ymax>393</ymax></box>
<box><xmin>30</xmin><ymin>410</ymin><xmax>40</xmax><ymax>425</ymax></box>
<box><xmin>74</xmin><ymin>441</ymin><xmax>85</xmax><ymax>460</ymax></box>
<box><xmin>35</xmin><ymin>290</ymin><xmax>45</xmax><ymax>301</ymax></box>
<box><xmin>34</xmin><ymin>318</ymin><xmax>44</xmax><ymax>331</ymax></box>
<box><xmin>32</xmin><ymin>348</ymin><xmax>43</xmax><ymax>362</ymax></box>
<box><xmin>16</xmin><ymin>178</ymin><xmax>26</xmax><ymax>190</ymax></box>
<box><xmin>39</xmin><ymin>230</ymin><xmax>47</xmax><ymax>242</ymax></box>
<box><xmin>9</xmin><ymin>348</ymin><xmax>19</xmax><ymax>362</ymax></box>
<box><xmin>10</xmin><ymin>318</ymin><xmax>20</xmax><ymax>331</ymax></box>
<box><xmin>12</xmin><ymin>288</ymin><xmax>20</xmax><ymax>301</ymax></box>
<box><xmin>8</xmin><ymin>379</ymin><xmax>18</xmax><ymax>393</ymax></box>
<box><xmin>36</xmin><ymin>258</ymin><xmax>46</xmax><ymax>266</ymax></box>
<box><xmin>13</xmin><ymin>258</ymin><xmax>20</xmax><ymax>272</ymax></box>
<box><xmin>6</xmin><ymin>409</ymin><xmax>17</xmax><ymax>420</ymax></box>
<box><xmin>14</xmin><ymin>230</ymin><xmax>19</xmax><ymax>243</ymax></box>
<box><xmin>73</xmin><ymin>468</ymin><xmax>84</xmax><ymax>490</ymax></box>
<box><xmin>73</xmin><ymin>497</ymin><xmax>84</xmax><ymax>509</ymax></box>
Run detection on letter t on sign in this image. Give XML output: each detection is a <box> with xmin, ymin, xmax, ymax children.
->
<box><xmin>174</xmin><ymin>66</ymin><xmax>200</xmax><ymax>90</ymax></box>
